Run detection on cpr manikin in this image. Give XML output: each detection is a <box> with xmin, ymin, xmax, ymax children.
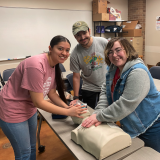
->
<box><xmin>71</xmin><ymin>105</ymin><xmax>132</xmax><ymax>160</ymax></box>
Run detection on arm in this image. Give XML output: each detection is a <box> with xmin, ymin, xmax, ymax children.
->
<box><xmin>96</xmin><ymin>68</ymin><xmax>150</xmax><ymax>122</ymax></box>
<box><xmin>48</xmin><ymin>89</ymin><xmax>69</xmax><ymax>109</ymax></box>
<box><xmin>81</xmin><ymin>82</ymin><xmax>107</xmax><ymax>127</ymax></box>
<box><xmin>70</xmin><ymin>50</ymin><xmax>81</xmax><ymax>99</ymax></box>
<box><xmin>21</xmin><ymin>66</ymin><xmax>86</xmax><ymax>117</ymax></box>
<box><xmin>73</xmin><ymin>72</ymin><xmax>80</xmax><ymax>98</ymax></box>
<box><xmin>82</xmin><ymin>68</ymin><xmax>150</xmax><ymax>127</ymax></box>
<box><xmin>29</xmin><ymin>90</ymin><xmax>86</xmax><ymax>118</ymax></box>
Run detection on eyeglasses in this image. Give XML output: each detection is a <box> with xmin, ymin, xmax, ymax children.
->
<box><xmin>107</xmin><ymin>48</ymin><xmax>124</xmax><ymax>57</ymax></box>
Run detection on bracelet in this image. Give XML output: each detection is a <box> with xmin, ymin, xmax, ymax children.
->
<box><xmin>73</xmin><ymin>96</ymin><xmax>79</xmax><ymax>100</ymax></box>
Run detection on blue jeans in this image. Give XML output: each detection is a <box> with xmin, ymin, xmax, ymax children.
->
<box><xmin>0</xmin><ymin>112</ymin><xmax>37</xmax><ymax>160</ymax></box>
<box><xmin>138</xmin><ymin>116</ymin><xmax>160</xmax><ymax>153</ymax></box>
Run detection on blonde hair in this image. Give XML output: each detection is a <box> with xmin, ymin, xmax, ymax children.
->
<box><xmin>104</xmin><ymin>37</ymin><xmax>138</xmax><ymax>66</ymax></box>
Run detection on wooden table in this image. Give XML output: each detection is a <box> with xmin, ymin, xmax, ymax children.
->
<box><xmin>37</xmin><ymin>108</ymin><xmax>144</xmax><ymax>160</ymax></box>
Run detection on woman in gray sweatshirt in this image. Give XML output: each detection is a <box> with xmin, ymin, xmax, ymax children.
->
<box><xmin>82</xmin><ymin>37</ymin><xmax>160</xmax><ymax>152</ymax></box>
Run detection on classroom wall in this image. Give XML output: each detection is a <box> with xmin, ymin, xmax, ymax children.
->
<box><xmin>0</xmin><ymin>0</ymin><xmax>92</xmax><ymax>72</ymax></box>
<box><xmin>145</xmin><ymin>0</ymin><xmax>160</xmax><ymax>66</ymax></box>
<box><xmin>0</xmin><ymin>59</ymin><xmax>25</xmax><ymax>76</ymax></box>
<box><xmin>128</xmin><ymin>0</ymin><xmax>146</xmax><ymax>58</ymax></box>
<box><xmin>0</xmin><ymin>0</ymin><xmax>92</xmax><ymax>10</ymax></box>
<box><xmin>0</xmin><ymin>0</ymin><xmax>128</xmax><ymax>74</ymax></box>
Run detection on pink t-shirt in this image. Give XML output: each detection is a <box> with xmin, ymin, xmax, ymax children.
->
<box><xmin>0</xmin><ymin>53</ymin><xmax>56</xmax><ymax>123</ymax></box>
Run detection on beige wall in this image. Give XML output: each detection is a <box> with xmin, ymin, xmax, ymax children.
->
<box><xmin>0</xmin><ymin>0</ymin><xmax>92</xmax><ymax>71</ymax></box>
<box><xmin>2</xmin><ymin>0</ymin><xmax>159</xmax><ymax>69</ymax></box>
<box><xmin>0</xmin><ymin>0</ymin><xmax>128</xmax><ymax>72</ymax></box>
<box><xmin>145</xmin><ymin>0</ymin><xmax>160</xmax><ymax>66</ymax></box>
<box><xmin>0</xmin><ymin>0</ymin><xmax>92</xmax><ymax>10</ymax></box>
<box><xmin>0</xmin><ymin>59</ymin><xmax>24</xmax><ymax>75</ymax></box>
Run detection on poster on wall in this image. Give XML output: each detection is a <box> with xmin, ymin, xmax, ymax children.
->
<box><xmin>156</xmin><ymin>16</ymin><xmax>160</xmax><ymax>30</ymax></box>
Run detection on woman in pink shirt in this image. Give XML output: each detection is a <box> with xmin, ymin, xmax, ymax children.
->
<box><xmin>0</xmin><ymin>35</ymin><xmax>86</xmax><ymax>160</ymax></box>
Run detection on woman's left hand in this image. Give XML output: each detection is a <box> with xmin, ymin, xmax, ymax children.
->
<box><xmin>81</xmin><ymin>114</ymin><xmax>101</xmax><ymax>128</ymax></box>
<box><xmin>68</xmin><ymin>103</ymin><xmax>80</xmax><ymax>109</ymax></box>
<box><xmin>69</xmin><ymin>99</ymin><xmax>78</xmax><ymax>106</ymax></box>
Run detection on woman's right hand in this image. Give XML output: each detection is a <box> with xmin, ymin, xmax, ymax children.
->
<box><xmin>67</xmin><ymin>104</ymin><xmax>87</xmax><ymax>118</ymax></box>
<box><xmin>81</xmin><ymin>114</ymin><xmax>101</xmax><ymax>128</ymax></box>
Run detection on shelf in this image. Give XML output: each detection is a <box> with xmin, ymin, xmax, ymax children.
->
<box><xmin>94</xmin><ymin>21</ymin><xmax>124</xmax><ymax>37</ymax></box>
<box><xmin>93</xmin><ymin>20</ymin><xmax>125</xmax><ymax>22</ymax></box>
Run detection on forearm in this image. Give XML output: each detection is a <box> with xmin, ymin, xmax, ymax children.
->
<box><xmin>73</xmin><ymin>73</ymin><xmax>80</xmax><ymax>97</ymax></box>
<box><xmin>93</xmin><ymin>82</ymin><xmax>109</xmax><ymax>114</ymax></box>
<box><xmin>35</xmin><ymin>99</ymin><xmax>69</xmax><ymax>115</ymax></box>
<box><xmin>30</xmin><ymin>90</ymin><xmax>86</xmax><ymax>117</ymax></box>
<box><xmin>48</xmin><ymin>92</ymin><xmax>69</xmax><ymax>109</ymax></box>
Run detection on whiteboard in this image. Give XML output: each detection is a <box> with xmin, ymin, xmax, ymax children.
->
<box><xmin>0</xmin><ymin>7</ymin><xmax>92</xmax><ymax>61</ymax></box>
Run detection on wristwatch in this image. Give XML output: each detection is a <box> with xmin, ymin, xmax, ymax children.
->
<box><xmin>73</xmin><ymin>96</ymin><xmax>79</xmax><ymax>100</ymax></box>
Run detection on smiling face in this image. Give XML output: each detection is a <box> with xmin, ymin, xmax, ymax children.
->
<box><xmin>74</xmin><ymin>29</ymin><xmax>92</xmax><ymax>48</ymax></box>
<box><xmin>48</xmin><ymin>41</ymin><xmax>70</xmax><ymax>67</ymax></box>
<box><xmin>108</xmin><ymin>41</ymin><xmax>128</xmax><ymax>72</ymax></box>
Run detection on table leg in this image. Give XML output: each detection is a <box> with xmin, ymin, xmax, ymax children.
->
<box><xmin>37</xmin><ymin>112</ymin><xmax>45</xmax><ymax>152</ymax></box>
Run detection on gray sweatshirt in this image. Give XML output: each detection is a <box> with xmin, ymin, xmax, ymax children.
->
<box><xmin>94</xmin><ymin>58</ymin><xmax>150</xmax><ymax>122</ymax></box>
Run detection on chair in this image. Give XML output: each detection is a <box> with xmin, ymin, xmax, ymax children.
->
<box><xmin>0</xmin><ymin>73</ymin><xmax>5</xmax><ymax>86</ymax></box>
<box><xmin>66</xmin><ymin>73</ymin><xmax>83</xmax><ymax>96</ymax></box>
<box><xmin>147</xmin><ymin>64</ymin><xmax>155</xmax><ymax>70</ymax></box>
<box><xmin>59</xmin><ymin>63</ymin><xmax>66</xmax><ymax>72</ymax></box>
<box><xmin>149</xmin><ymin>66</ymin><xmax>160</xmax><ymax>80</ymax></box>
<box><xmin>3</xmin><ymin>68</ymin><xmax>16</xmax><ymax>81</ymax></box>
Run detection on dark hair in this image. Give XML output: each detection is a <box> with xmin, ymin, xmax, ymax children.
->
<box><xmin>50</xmin><ymin>35</ymin><xmax>71</xmax><ymax>48</ymax></box>
<box><xmin>50</xmin><ymin>35</ymin><xmax>71</xmax><ymax>104</ymax></box>
<box><xmin>156</xmin><ymin>62</ymin><xmax>160</xmax><ymax>66</ymax></box>
<box><xmin>104</xmin><ymin>37</ymin><xmax>138</xmax><ymax>66</ymax></box>
<box><xmin>55</xmin><ymin>64</ymin><xmax>67</xmax><ymax>103</ymax></box>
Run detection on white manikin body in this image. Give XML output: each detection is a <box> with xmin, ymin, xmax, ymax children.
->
<box><xmin>71</xmin><ymin>109</ymin><xmax>132</xmax><ymax>160</ymax></box>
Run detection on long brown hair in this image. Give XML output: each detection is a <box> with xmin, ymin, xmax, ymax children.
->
<box><xmin>50</xmin><ymin>35</ymin><xmax>71</xmax><ymax>104</ymax></box>
<box><xmin>55</xmin><ymin>64</ymin><xmax>67</xmax><ymax>103</ymax></box>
